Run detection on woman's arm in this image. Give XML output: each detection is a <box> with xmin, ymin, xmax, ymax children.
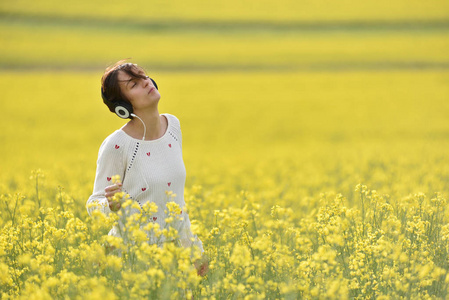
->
<box><xmin>178</xmin><ymin>213</ymin><xmax>204</xmax><ymax>252</ymax></box>
<box><xmin>178</xmin><ymin>214</ymin><xmax>209</xmax><ymax>276</ymax></box>
<box><xmin>86</xmin><ymin>136</ymin><xmax>126</xmax><ymax>216</ymax></box>
<box><xmin>172</xmin><ymin>113</ymin><xmax>209</xmax><ymax>275</ymax></box>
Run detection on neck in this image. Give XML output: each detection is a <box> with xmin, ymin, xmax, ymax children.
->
<box><xmin>129</xmin><ymin>109</ymin><xmax>164</xmax><ymax>141</ymax></box>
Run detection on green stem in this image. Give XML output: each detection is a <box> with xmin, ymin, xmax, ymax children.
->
<box><xmin>36</xmin><ymin>176</ymin><xmax>41</xmax><ymax>209</ymax></box>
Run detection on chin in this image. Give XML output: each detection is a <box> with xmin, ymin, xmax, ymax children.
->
<box><xmin>151</xmin><ymin>96</ymin><xmax>161</xmax><ymax>106</ymax></box>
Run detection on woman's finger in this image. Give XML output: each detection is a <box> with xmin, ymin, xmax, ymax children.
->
<box><xmin>104</xmin><ymin>183</ymin><xmax>122</xmax><ymax>198</ymax></box>
<box><xmin>197</xmin><ymin>261</ymin><xmax>208</xmax><ymax>276</ymax></box>
<box><xmin>109</xmin><ymin>200</ymin><xmax>121</xmax><ymax>211</ymax></box>
<box><xmin>105</xmin><ymin>190</ymin><xmax>121</xmax><ymax>199</ymax></box>
<box><xmin>105</xmin><ymin>183</ymin><xmax>122</xmax><ymax>192</ymax></box>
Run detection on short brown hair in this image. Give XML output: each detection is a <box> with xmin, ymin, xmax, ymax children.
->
<box><xmin>101</xmin><ymin>60</ymin><xmax>147</xmax><ymax>110</ymax></box>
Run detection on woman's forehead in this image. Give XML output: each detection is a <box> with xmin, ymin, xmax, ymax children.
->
<box><xmin>117</xmin><ymin>70</ymin><xmax>133</xmax><ymax>82</ymax></box>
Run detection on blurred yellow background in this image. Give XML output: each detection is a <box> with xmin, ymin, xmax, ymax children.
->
<box><xmin>1</xmin><ymin>0</ymin><xmax>448</xmax><ymax>199</ymax></box>
<box><xmin>1</xmin><ymin>1</ymin><xmax>449</xmax><ymax>298</ymax></box>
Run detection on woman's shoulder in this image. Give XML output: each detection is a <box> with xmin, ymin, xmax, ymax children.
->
<box><xmin>95</xmin><ymin>130</ymin><xmax>129</xmax><ymax>167</ymax></box>
<box><xmin>163</xmin><ymin>113</ymin><xmax>181</xmax><ymax>129</ymax></box>
<box><xmin>98</xmin><ymin>130</ymin><xmax>130</xmax><ymax>152</ymax></box>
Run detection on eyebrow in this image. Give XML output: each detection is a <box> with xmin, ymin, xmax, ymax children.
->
<box><xmin>119</xmin><ymin>78</ymin><xmax>135</xmax><ymax>89</ymax></box>
<box><xmin>119</xmin><ymin>71</ymin><xmax>145</xmax><ymax>89</ymax></box>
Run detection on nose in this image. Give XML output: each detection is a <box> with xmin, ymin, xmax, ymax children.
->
<box><xmin>143</xmin><ymin>77</ymin><xmax>149</xmax><ymax>87</ymax></box>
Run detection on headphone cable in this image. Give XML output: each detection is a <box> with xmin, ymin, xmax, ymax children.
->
<box><xmin>130</xmin><ymin>113</ymin><xmax>147</xmax><ymax>141</ymax></box>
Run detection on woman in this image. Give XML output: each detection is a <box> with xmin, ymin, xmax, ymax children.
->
<box><xmin>86</xmin><ymin>60</ymin><xmax>209</xmax><ymax>276</ymax></box>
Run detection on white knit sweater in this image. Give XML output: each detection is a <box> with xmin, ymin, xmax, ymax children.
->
<box><xmin>86</xmin><ymin>113</ymin><xmax>204</xmax><ymax>253</ymax></box>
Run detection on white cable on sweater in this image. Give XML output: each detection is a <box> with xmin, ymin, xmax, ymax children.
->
<box><xmin>131</xmin><ymin>113</ymin><xmax>146</xmax><ymax>141</ymax></box>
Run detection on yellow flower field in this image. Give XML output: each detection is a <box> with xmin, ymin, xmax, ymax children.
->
<box><xmin>1</xmin><ymin>0</ymin><xmax>449</xmax><ymax>298</ymax></box>
<box><xmin>1</xmin><ymin>68</ymin><xmax>448</xmax><ymax>299</ymax></box>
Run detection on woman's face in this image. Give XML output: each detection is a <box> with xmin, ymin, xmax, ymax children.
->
<box><xmin>117</xmin><ymin>69</ymin><xmax>161</xmax><ymax>112</ymax></box>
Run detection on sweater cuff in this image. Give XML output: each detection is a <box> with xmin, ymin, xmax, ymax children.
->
<box><xmin>87</xmin><ymin>197</ymin><xmax>111</xmax><ymax>216</ymax></box>
<box><xmin>179</xmin><ymin>235</ymin><xmax>204</xmax><ymax>258</ymax></box>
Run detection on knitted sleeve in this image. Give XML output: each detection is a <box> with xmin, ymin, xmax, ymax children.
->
<box><xmin>172</xmin><ymin>115</ymin><xmax>204</xmax><ymax>254</ymax></box>
<box><xmin>178</xmin><ymin>213</ymin><xmax>205</xmax><ymax>254</ymax></box>
<box><xmin>168</xmin><ymin>114</ymin><xmax>182</xmax><ymax>149</ymax></box>
<box><xmin>86</xmin><ymin>133</ymin><xmax>126</xmax><ymax>216</ymax></box>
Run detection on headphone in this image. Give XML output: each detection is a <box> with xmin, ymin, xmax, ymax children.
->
<box><xmin>101</xmin><ymin>76</ymin><xmax>159</xmax><ymax>119</ymax></box>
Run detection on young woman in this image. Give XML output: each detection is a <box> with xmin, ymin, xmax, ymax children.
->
<box><xmin>86</xmin><ymin>61</ymin><xmax>209</xmax><ymax>276</ymax></box>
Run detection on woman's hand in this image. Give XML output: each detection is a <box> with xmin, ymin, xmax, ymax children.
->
<box><xmin>105</xmin><ymin>182</ymin><xmax>122</xmax><ymax>211</ymax></box>
<box><xmin>194</xmin><ymin>254</ymin><xmax>209</xmax><ymax>277</ymax></box>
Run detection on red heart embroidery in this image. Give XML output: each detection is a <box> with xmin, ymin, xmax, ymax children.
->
<box><xmin>142</xmin><ymin>188</ymin><xmax>146</xmax><ymax>191</ymax></box>
<box><xmin>146</xmin><ymin>152</ymin><xmax>151</xmax><ymax>156</ymax></box>
<box><xmin>107</xmin><ymin>177</ymin><xmax>111</xmax><ymax>181</ymax></box>
<box><xmin>153</xmin><ymin>217</ymin><xmax>157</xmax><ymax>221</ymax></box>
<box><xmin>115</xmin><ymin>145</ymin><xmax>120</xmax><ymax>149</ymax></box>
<box><xmin>168</xmin><ymin>182</ymin><xmax>171</xmax><ymax>187</ymax></box>
<box><xmin>168</xmin><ymin>144</ymin><xmax>172</xmax><ymax>148</ymax></box>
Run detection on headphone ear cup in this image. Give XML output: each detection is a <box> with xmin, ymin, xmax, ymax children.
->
<box><xmin>102</xmin><ymin>87</ymin><xmax>134</xmax><ymax>119</ymax></box>
<box><xmin>114</xmin><ymin>101</ymin><xmax>133</xmax><ymax>119</ymax></box>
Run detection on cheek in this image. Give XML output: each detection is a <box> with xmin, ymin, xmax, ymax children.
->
<box><xmin>125</xmin><ymin>90</ymin><xmax>141</xmax><ymax>103</ymax></box>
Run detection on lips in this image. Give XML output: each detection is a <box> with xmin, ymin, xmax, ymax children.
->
<box><xmin>148</xmin><ymin>87</ymin><xmax>155</xmax><ymax>94</ymax></box>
